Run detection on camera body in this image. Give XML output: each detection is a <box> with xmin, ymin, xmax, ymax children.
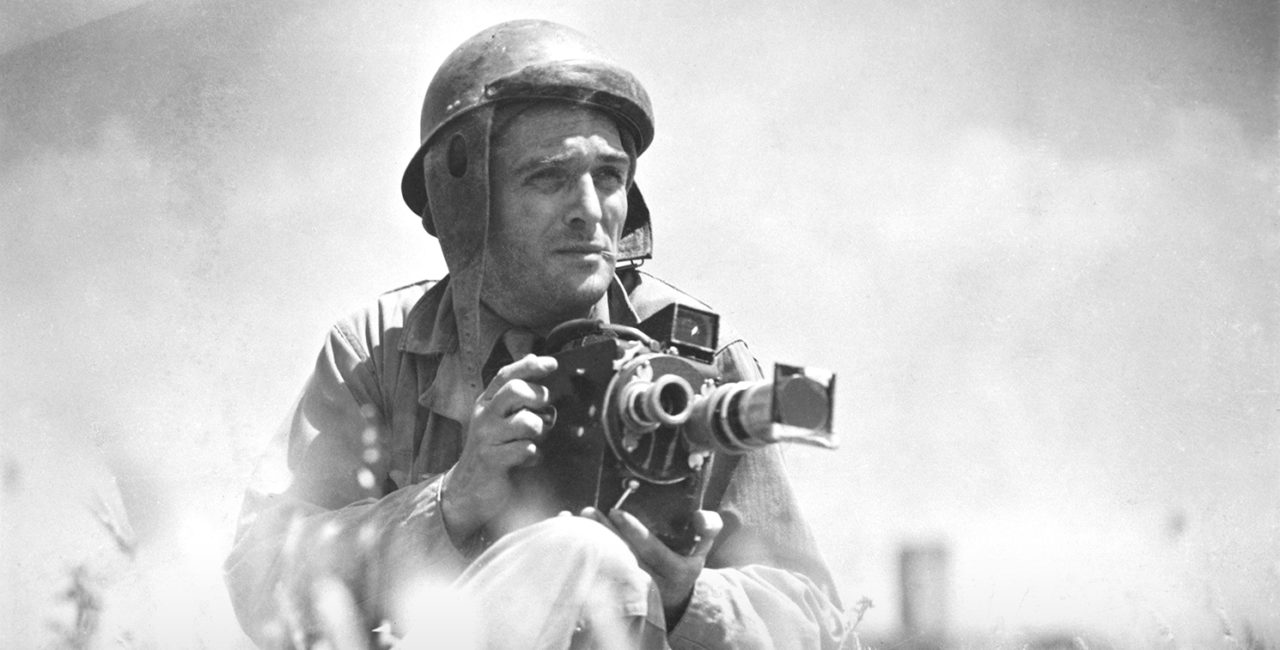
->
<box><xmin>490</xmin><ymin>304</ymin><xmax>836</xmax><ymax>553</ymax></box>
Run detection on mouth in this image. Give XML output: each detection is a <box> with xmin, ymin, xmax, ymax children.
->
<box><xmin>556</xmin><ymin>243</ymin><xmax>612</xmax><ymax>258</ymax></box>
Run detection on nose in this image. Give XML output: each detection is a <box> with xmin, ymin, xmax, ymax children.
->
<box><xmin>564</xmin><ymin>172</ymin><xmax>604</xmax><ymax>229</ymax></box>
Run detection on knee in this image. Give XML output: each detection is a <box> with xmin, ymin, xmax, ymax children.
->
<box><xmin>522</xmin><ymin>516</ymin><xmax>629</xmax><ymax>555</ymax></box>
<box><xmin>514</xmin><ymin>516</ymin><xmax>639</xmax><ymax>575</ymax></box>
<box><xmin>444</xmin><ymin>517</ymin><xmax>657</xmax><ymax>648</ymax></box>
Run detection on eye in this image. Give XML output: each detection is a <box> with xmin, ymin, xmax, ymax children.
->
<box><xmin>592</xmin><ymin>166</ymin><xmax>627</xmax><ymax>191</ymax></box>
<box><xmin>526</xmin><ymin>167</ymin><xmax>569</xmax><ymax>192</ymax></box>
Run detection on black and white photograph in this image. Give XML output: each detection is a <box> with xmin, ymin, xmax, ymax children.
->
<box><xmin>1</xmin><ymin>1</ymin><xmax>1275</xmax><ymax>648</ymax></box>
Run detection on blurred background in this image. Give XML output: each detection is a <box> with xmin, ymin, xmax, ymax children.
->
<box><xmin>1</xmin><ymin>0</ymin><xmax>1275</xmax><ymax>647</ymax></box>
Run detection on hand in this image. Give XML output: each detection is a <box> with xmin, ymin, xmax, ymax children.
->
<box><xmin>581</xmin><ymin>507</ymin><xmax>723</xmax><ymax>626</ymax></box>
<box><xmin>441</xmin><ymin>354</ymin><xmax>557</xmax><ymax>543</ymax></box>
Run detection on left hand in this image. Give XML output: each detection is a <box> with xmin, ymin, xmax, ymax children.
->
<box><xmin>580</xmin><ymin>507</ymin><xmax>723</xmax><ymax>625</ymax></box>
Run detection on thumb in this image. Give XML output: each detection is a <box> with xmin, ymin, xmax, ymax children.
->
<box><xmin>689</xmin><ymin>510</ymin><xmax>723</xmax><ymax>558</ymax></box>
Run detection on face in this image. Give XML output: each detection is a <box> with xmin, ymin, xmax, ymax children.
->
<box><xmin>482</xmin><ymin>104</ymin><xmax>631</xmax><ymax>328</ymax></box>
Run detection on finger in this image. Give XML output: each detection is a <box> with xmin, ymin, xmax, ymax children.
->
<box><xmin>534</xmin><ymin>405</ymin><xmax>557</xmax><ymax>430</ymax></box>
<box><xmin>503</xmin><ymin>409</ymin><xmax>548</xmax><ymax>442</ymax></box>
<box><xmin>487</xmin><ymin>379</ymin><xmax>552</xmax><ymax>417</ymax></box>
<box><xmin>608</xmin><ymin>508</ymin><xmax>673</xmax><ymax>565</ymax></box>
<box><xmin>482</xmin><ymin>355</ymin><xmax>557</xmax><ymax>400</ymax></box>
<box><xmin>579</xmin><ymin>507</ymin><xmax>622</xmax><ymax>536</ymax></box>
<box><xmin>689</xmin><ymin>510</ymin><xmax>723</xmax><ymax>558</ymax></box>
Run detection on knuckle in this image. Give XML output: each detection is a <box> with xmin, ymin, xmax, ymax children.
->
<box><xmin>509</xmin><ymin>379</ymin><xmax>535</xmax><ymax>400</ymax></box>
<box><xmin>490</xmin><ymin>367</ymin><xmax>511</xmax><ymax>387</ymax></box>
<box><xmin>511</xmin><ymin>410</ymin><xmax>546</xmax><ymax>434</ymax></box>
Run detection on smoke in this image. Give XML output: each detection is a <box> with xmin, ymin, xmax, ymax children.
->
<box><xmin>1</xmin><ymin>0</ymin><xmax>1275</xmax><ymax>644</ymax></box>
<box><xmin>778</xmin><ymin>98</ymin><xmax>1277</xmax><ymax>636</ymax></box>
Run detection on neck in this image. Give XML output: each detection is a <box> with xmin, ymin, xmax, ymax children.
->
<box><xmin>483</xmin><ymin>291</ymin><xmax>611</xmax><ymax>336</ymax></box>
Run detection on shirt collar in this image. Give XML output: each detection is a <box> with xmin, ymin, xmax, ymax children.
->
<box><xmin>399</xmin><ymin>276</ymin><xmax>455</xmax><ymax>356</ymax></box>
<box><xmin>607</xmin><ymin>274</ymin><xmax>640</xmax><ymax>327</ymax></box>
<box><xmin>406</xmin><ymin>273</ymin><xmax>640</xmax><ymax>424</ymax></box>
<box><xmin>401</xmin><ymin>273</ymin><xmax>641</xmax><ymax>358</ymax></box>
<box><xmin>397</xmin><ymin>276</ymin><xmax>508</xmax><ymax>374</ymax></box>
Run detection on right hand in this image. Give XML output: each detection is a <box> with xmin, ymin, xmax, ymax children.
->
<box><xmin>440</xmin><ymin>354</ymin><xmax>557</xmax><ymax>542</ymax></box>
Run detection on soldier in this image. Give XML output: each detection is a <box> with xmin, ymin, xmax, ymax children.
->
<box><xmin>225</xmin><ymin>19</ymin><xmax>850</xmax><ymax>649</ymax></box>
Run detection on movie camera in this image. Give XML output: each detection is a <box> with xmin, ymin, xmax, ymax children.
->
<box><xmin>493</xmin><ymin>303</ymin><xmax>837</xmax><ymax>553</ymax></box>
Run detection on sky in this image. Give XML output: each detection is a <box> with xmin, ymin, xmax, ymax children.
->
<box><xmin>1</xmin><ymin>0</ymin><xmax>1276</xmax><ymax>647</ymax></box>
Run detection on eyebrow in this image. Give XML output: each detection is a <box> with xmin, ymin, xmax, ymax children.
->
<box><xmin>512</xmin><ymin>149</ymin><xmax>631</xmax><ymax>176</ymax></box>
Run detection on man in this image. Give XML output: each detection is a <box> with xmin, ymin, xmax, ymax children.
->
<box><xmin>225</xmin><ymin>19</ymin><xmax>850</xmax><ymax>649</ymax></box>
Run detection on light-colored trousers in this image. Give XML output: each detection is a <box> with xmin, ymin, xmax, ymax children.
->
<box><xmin>395</xmin><ymin>516</ymin><xmax>669</xmax><ymax>650</ymax></box>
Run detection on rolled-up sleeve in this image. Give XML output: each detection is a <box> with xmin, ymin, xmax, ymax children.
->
<box><xmin>224</xmin><ymin>320</ymin><xmax>465</xmax><ymax>647</ymax></box>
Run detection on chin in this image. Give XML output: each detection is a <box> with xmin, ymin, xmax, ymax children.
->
<box><xmin>552</xmin><ymin>272</ymin><xmax>612</xmax><ymax>315</ymax></box>
<box><xmin>566</xmin><ymin>281</ymin><xmax>611</xmax><ymax>309</ymax></box>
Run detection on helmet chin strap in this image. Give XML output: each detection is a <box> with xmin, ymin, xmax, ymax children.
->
<box><xmin>422</xmin><ymin>108</ymin><xmax>496</xmax><ymax>399</ymax></box>
<box><xmin>408</xmin><ymin>19</ymin><xmax>659</xmax><ymax>392</ymax></box>
<box><xmin>403</xmin><ymin>20</ymin><xmax>657</xmax><ymax>261</ymax></box>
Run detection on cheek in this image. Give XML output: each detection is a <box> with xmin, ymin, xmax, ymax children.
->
<box><xmin>491</xmin><ymin>195</ymin><xmax>542</xmax><ymax>240</ymax></box>
<box><xmin>604</xmin><ymin>193</ymin><xmax>629</xmax><ymax>238</ymax></box>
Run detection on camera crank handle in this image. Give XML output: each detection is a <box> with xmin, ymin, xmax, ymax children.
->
<box><xmin>612</xmin><ymin>478</ymin><xmax>642</xmax><ymax>511</ymax></box>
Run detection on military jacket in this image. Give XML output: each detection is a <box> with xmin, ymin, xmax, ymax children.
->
<box><xmin>224</xmin><ymin>269</ymin><xmax>850</xmax><ymax>649</ymax></box>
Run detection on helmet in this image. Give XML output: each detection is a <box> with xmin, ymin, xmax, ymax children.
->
<box><xmin>401</xmin><ymin>19</ymin><xmax>656</xmax><ymax>262</ymax></box>
<box><xmin>401</xmin><ymin>20</ymin><xmax>657</xmax><ymax>398</ymax></box>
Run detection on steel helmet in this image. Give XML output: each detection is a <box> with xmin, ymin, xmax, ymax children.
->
<box><xmin>401</xmin><ymin>20</ymin><xmax>658</xmax><ymax>399</ymax></box>
<box><xmin>401</xmin><ymin>19</ymin><xmax>656</xmax><ymax>262</ymax></box>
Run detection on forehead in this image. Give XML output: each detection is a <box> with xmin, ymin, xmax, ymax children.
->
<box><xmin>492</xmin><ymin>103</ymin><xmax>625</xmax><ymax>159</ymax></box>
